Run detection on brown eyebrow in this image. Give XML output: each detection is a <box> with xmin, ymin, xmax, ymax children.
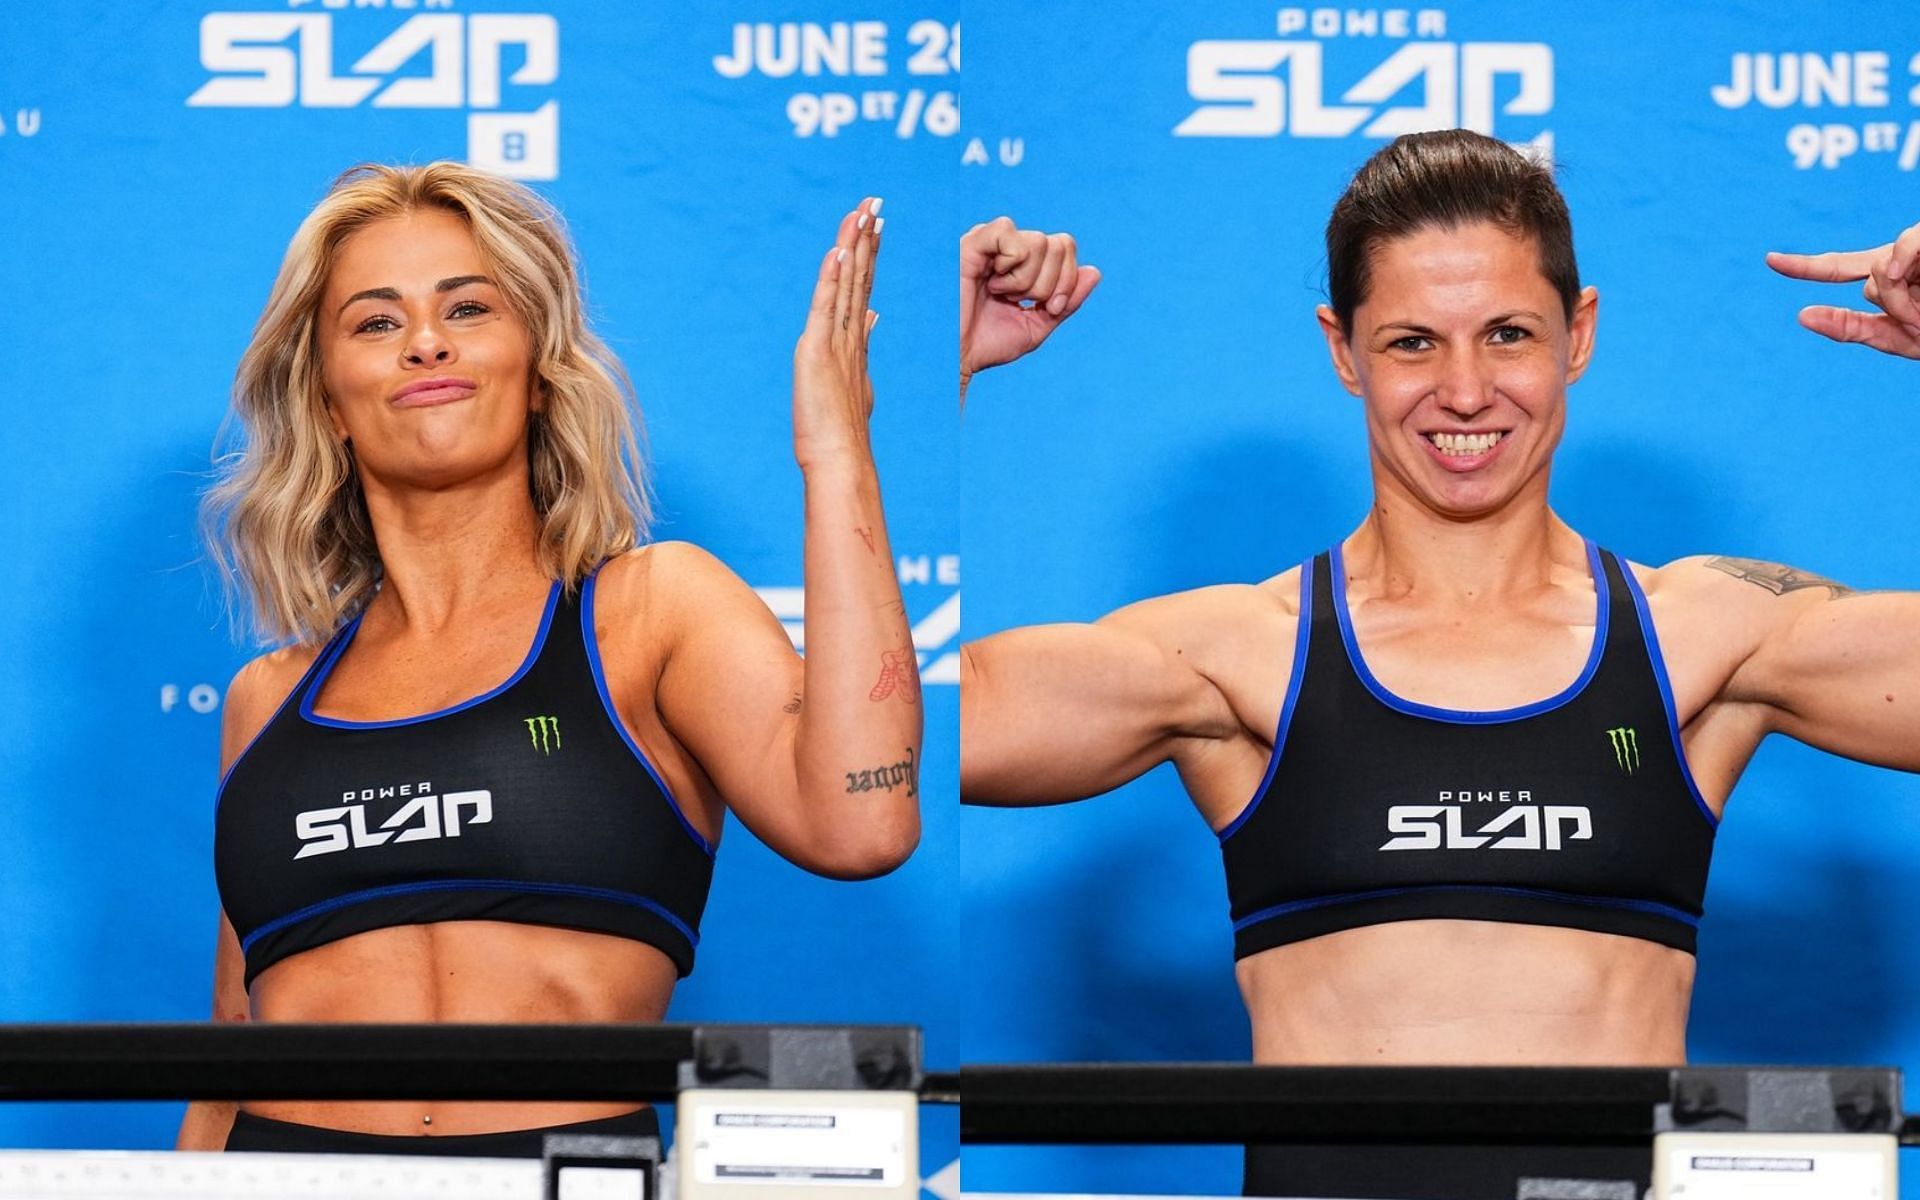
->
<box><xmin>1375</xmin><ymin>312</ymin><xmax>1549</xmax><ymax>338</ymax></box>
<box><xmin>1484</xmin><ymin>311</ymin><xmax>1547</xmax><ymax>327</ymax></box>
<box><xmin>336</xmin><ymin>275</ymin><xmax>496</xmax><ymax>316</ymax></box>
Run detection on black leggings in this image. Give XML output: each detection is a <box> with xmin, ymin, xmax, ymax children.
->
<box><xmin>1243</xmin><ymin>1139</ymin><xmax>1649</xmax><ymax>1200</ymax></box>
<box><xmin>225</xmin><ymin>1107</ymin><xmax>659</xmax><ymax>1158</ymax></box>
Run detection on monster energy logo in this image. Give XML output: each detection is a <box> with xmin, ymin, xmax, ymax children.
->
<box><xmin>1606</xmin><ymin>726</ymin><xmax>1639</xmax><ymax>774</ymax></box>
<box><xmin>525</xmin><ymin>715</ymin><xmax>561</xmax><ymax>755</ymax></box>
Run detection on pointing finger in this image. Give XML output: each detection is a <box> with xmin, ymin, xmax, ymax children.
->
<box><xmin>1767</xmin><ymin>246</ymin><xmax>1886</xmax><ymax>283</ymax></box>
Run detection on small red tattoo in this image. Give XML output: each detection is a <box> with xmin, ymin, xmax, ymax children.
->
<box><xmin>868</xmin><ymin>648</ymin><xmax>920</xmax><ymax>702</ymax></box>
<box><xmin>856</xmin><ymin>526</ymin><xmax>875</xmax><ymax>554</ymax></box>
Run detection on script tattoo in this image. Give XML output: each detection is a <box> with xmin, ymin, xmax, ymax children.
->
<box><xmin>855</xmin><ymin>526</ymin><xmax>876</xmax><ymax>554</ymax></box>
<box><xmin>1705</xmin><ymin>556</ymin><xmax>1856</xmax><ymax>599</ymax></box>
<box><xmin>868</xmin><ymin>647</ymin><xmax>920</xmax><ymax>703</ymax></box>
<box><xmin>846</xmin><ymin>747</ymin><xmax>917</xmax><ymax>798</ymax></box>
<box><xmin>783</xmin><ymin>692</ymin><xmax>803</xmax><ymax>715</ymax></box>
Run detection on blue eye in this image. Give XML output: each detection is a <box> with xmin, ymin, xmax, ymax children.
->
<box><xmin>1390</xmin><ymin>335</ymin><xmax>1432</xmax><ymax>352</ymax></box>
<box><xmin>450</xmin><ymin>300</ymin><xmax>489</xmax><ymax>318</ymax></box>
<box><xmin>1491</xmin><ymin>325</ymin><xmax>1529</xmax><ymax>344</ymax></box>
<box><xmin>355</xmin><ymin>315</ymin><xmax>397</xmax><ymax>334</ymax></box>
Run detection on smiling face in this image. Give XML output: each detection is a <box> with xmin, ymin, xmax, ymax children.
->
<box><xmin>1317</xmin><ymin>221</ymin><xmax>1598</xmax><ymax>520</ymax></box>
<box><xmin>317</xmin><ymin>206</ymin><xmax>538</xmax><ymax>494</ymax></box>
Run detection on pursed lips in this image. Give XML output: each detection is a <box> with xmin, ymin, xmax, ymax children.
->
<box><xmin>390</xmin><ymin>376</ymin><xmax>478</xmax><ymax>408</ymax></box>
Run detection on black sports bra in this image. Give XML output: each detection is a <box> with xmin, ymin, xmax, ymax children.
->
<box><xmin>215</xmin><ymin>569</ymin><xmax>716</xmax><ymax>986</ymax></box>
<box><xmin>1220</xmin><ymin>543</ymin><xmax>1718</xmax><ymax>957</ymax></box>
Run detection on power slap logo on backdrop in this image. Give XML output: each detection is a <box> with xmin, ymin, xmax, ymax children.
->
<box><xmin>1711</xmin><ymin>49</ymin><xmax>1920</xmax><ymax>173</ymax></box>
<box><xmin>1174</xmin><ymin>6</ymin><xmax>1553</xmax><ymax>158</ymax></box>
<box><xmin>187</xmin><ymin>1</ymin><xmax>561</xmax><ymax>180</ymax></box>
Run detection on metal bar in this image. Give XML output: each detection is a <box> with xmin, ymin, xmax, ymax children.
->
<box><xmin>921</xmin><ymin>1071</ymin><xmax>961</xmax><ymax>1105</ymax></box>
<box><xmin>0</xmin><ymin>1024</ymin><xmax>923</xmax><ymax>1102</ymax></box>
<box><xmin>960</xmin><ymin>1064</ymin><xmax>1902</xmax><ymax>1145</ymax></box>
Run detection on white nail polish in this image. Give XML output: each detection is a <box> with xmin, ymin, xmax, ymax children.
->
<box><xmin>873</xmin><ymin>217</ymin><xmax>885</xmax><ymax>235</ymax></box>
<box><xmin>857</xmin><ymin>213</ymin><xmax>870</xmax><ymax>231</ymax></box>
<box><xmin>870</xmin><ymin>198</ymin><xmax>885</xmax><ymax>218</ymax></box>
<box><xmin>836</xmin><ymin>248</ymin><xmax>847</xmax><ymax>263</ymax></box>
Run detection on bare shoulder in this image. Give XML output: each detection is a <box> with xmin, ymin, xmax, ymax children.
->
<box><xmin>593</xmin><ymin>541</ymin><xmax>758</xmax><ymax>622</ymax></box>
<box><xmin>221</xmin><ymin>643</ymin><xmax>322</xmax><ymax>767</ymax></box>
<box><xmin>1639</xmin><ymin>554</ymin><xmax>1858</xmax><ymax>609</ymax></box>
<box><xmin>1100</xmin><ymin>564</ymin><xmax>1304</xmax><ymax>634</ymax></box>
<box><xmin>596</xmin><ymin>540</ymin><xmax>739</xmax><ymax>596</ymax></box>
<box><xmin>1633</xmin><ymin>553</ymin><xmax>1859</xmax><ymax>675</ymax></box>
<box><xmin>1098</xmin><ymin>568</ymin><xmax>1304</xmax><ymax>695</ymax></box>
<box><xmin>593</xmin><ymin>542</ymin><xmax>785</xmax><ymax>669</ymax></box>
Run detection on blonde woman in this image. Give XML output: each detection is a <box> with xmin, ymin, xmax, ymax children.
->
<box><xmin>179</xmin><ymin>164</ymin><xmax>919</xmax><ymax>1155</ymax></box>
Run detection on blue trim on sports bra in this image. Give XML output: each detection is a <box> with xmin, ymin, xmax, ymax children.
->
<box><xmin>1618</xmin><ymin>562</ymin><xmax>1721</xmax><ymax>829</ymax></box>
<box><xmin>240</xmin><ymin>877</ymin><xmax>700</xmax><ymax>955</ymax></box>
<box><xmin>214</xmin><ymin>627</ymin><xmax>354</xmax><ymax>812</ymax></box>
<box><xmin>1231</xmin><ymin>882</ymin><xmax>1701</xmax><ymax>933</ymax></box>
<box><xmin>580</xmin><ymin>567</ymin><xmax>717</xmax><ymax>859</ymax></box>
<box><xmin>1329</xmin><ymin>539</ymin><xmax>1610</xmax><ymax>725</ymax></box>
<box><xmin>297</xmin><ymin>583</ymin><xmax>564</xmax><ymax>730</ymax></box>
<box><xmin>1218</xmin><ymin>557</ymin><xmax>1314</xmax><ymax>842</ymax></box>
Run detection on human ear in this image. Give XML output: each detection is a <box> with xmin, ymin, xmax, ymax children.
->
<box><xmin>1564</xmin><ymin>286</ymin><xmax>1599</xmax><ymax>385</ymax></box>
<box><xmin>1316</xmin><ymin>305</ymin><xmax>1363</xmax><ymax>397</ymax></box>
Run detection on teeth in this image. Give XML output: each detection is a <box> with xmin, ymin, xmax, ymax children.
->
<box><xmin>1426</xmin><ymin>431</ymin><xmax>1504</xmax><ymax>457</ymax></box>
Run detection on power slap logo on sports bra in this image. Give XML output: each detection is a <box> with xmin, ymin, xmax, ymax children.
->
<box><xmin>293</xmin><ymin>780</ymin><xmax>494</xmax><ymax>860</ymax></box>
<box><xmin>1379</xmin><ymin>789</ymin><xmax>1593</xmax><ymax>852</ymax></box>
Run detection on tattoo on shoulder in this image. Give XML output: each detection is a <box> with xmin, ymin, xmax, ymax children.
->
<box><xmin>845</xmin><ymin>747</ymin><xmax>917</xmax><ymax>798</ymax></box>
<box><xmin>1704</xmin><ymin>556</ymin><xmax>1856</xmax><ymax>599</ymax></box>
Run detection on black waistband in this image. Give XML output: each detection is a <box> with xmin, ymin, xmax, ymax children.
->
<box><xmin>225</xmin><ymin>1106</ymin><xmax>658</xmax><ymax>1158</ymax></box>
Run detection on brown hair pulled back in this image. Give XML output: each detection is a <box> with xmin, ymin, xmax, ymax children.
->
<box><xmin>1326</xmin><ymin>129</ymin><xmax>1579</xmax><ymax>334</ymax></box>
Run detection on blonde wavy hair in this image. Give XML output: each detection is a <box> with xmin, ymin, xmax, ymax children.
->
<box><xmin>203</xmin><ymin>162</ymin><xmax>649</xmax><ymax>645</ymax></box>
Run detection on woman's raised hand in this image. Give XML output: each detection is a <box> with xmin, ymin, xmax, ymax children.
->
<box><xmin>960</xmin><ymin>217</ymin><xmax>1100</xmax><ymax>400</ymax></box>
<box><xmin>794</xmin><ymin>197</ymin><xmax>884</xmax><ymax>469</ymax></box>
<box><xmin>1768</xmin><ymin>221</ymin><xmax>1920</xmax><ymax>359</ymax></box>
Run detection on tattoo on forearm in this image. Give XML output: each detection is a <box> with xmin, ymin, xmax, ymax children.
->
<box><xmin>846</xmin><ymin>747</ymin><xmax>917</xmax><ymax>798</ymax></box>
<box><xmin>868</xmin><ymin>647</ymin><xmax>921</xmax><ymax>702</ymax></box>
<box><xmin>783</xmin><ymin>692</ymin><xmax>803</xmax><ymax>714</ymax></box>
<box><xmin>856</xmin><ymin>526</ymin><xmax>875</xmax><ymax>554</ymax></box>
<box><xmin>1705</xmin><ymin>556</ymin><xmax>1856</xmax><ymax>598</ymax></box>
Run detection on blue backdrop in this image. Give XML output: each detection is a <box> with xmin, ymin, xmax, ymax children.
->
<box><xmin>0</xmin><ymin>2</ymin><xmax>958</xmax><ymax>1193</ymax></box>
<box><xmin>961</xmin><ymin>1</ymin><xmax>1920</xmax><ymax>1194</ymax></box>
